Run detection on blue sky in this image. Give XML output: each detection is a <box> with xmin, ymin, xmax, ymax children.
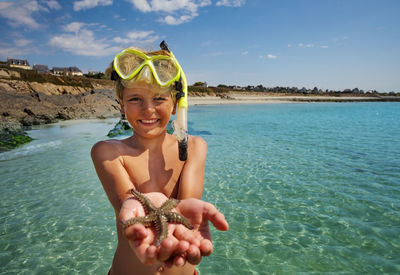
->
<box><xmin>0</xmin><ymin>0</ymin><xmax>399</xmax><ymax>92</ymax></box>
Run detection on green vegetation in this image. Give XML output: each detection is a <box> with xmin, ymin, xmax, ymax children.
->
<box><xmin>0</xmin><ymin>134</ymin><xmax>33</xmax><ymax>152</ymax></box>
<box><xmin>84</xmin><ymin>72</ymin><xmax>106</xmax><ymax>79</ymax></box>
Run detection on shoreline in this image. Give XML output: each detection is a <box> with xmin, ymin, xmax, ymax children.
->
<box><xmin>188</xmin><ymin>94</ymin><xmax>400</xmax><ymax>106</ymax></box>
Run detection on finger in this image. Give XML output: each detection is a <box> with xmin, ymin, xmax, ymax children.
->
<box><xmin>199</xmin><ymin>239</ymin><xmax>213</xmax><ymax>257</ymax></box>
<box><xmin>175</xmin><ymin>240</ymin><xmax>190</xmax><ymax>255</ymax></box>
<box><xmin>174</xmin><ymin>225</ymin><xmax>200</xmax><ymax>247</ymax></box>
<box><xmin>157</xmin><ymin>237</ymin><xmax>178</xmax><ymax>262</ymax></box>
<box><xmin>203</xmin><ymin>202</ymin><xmax>229</xmax><ymax>231</ymax></box>
<box><xmin>142</xmin><ymin>245</ymin><xmax>158</xmax><ymax>266</ymax></box>
<box><xmin>173</xmin><ymin>254</ymin><xmax>186</xmax><ymax>267</ymax></box>
<box><xmin>186</xmin><ymin>244</ymin><xmax>202</xmax><ymax>265</ymax></box>
<box><xmin>124</xmin><ymin>223</ymin><xmax>148</xmax><ymax>241</ymax></box>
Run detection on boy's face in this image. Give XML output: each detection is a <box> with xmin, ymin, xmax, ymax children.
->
<box><xmin>120</xmin><ymin>81</ymin><xmax>175</xmax><ymax>139</ymax></box>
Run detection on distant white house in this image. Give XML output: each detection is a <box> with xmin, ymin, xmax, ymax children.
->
<box><xmin>7</xmin><ymin>58</ymin><xmax>30</xmax><ymax>70</ymax></box>
<box><xmin>69</xmin><ymin>66</ymin><xmax>83</xmax><ymax>76</ymax></box>
<box><xmin>51</xmin><ymin>66</ymin><xmax>83</xmax><ymax>76</ymax></box>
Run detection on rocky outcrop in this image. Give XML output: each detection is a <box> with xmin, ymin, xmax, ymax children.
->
<box><xmin>0</xmin><ymin>76</ymin><xmax>120</xmax><ymax>151</ymax></box>
<box><xmin>0</xmin><ymin>118</ymin><xmax>32</xmax><ymax>152</ymax></box>
<box><xmin>107</xmin><ymin>119</ymin><xmax>132</xmax><ymax>137</ymax></box>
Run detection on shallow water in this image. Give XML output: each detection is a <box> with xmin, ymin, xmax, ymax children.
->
<box><xmin>1</xmin><ymin>103</ymin><xmax>399</xmax><ymax>274</ymax></box>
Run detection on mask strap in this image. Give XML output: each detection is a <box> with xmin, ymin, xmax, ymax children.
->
<box><xmin>111</xmin><ymin>70</ymin><xmax>120</xmax><ymax>81</ymax></box>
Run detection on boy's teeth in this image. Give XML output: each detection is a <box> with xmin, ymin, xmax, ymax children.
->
<box><xmin>142</xmin><ymin>119</ymin><xmax>157</xmax><ymax>123</ymax></box>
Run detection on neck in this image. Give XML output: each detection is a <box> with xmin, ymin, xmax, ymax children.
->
<box><xmin>130</xmin><ymin>132</ymin><xmax>168</xmax><ymax>152</ymax></box>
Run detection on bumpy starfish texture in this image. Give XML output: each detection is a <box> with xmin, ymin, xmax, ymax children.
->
<box><xmin>122</xmin><ymin>189</ymin><xmax>194</xmax><ymax>246</ymax></box>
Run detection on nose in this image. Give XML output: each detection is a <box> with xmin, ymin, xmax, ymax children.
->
<box><xmin>142</xmin><ymin>98</ymin><xmax>156</xmax><ymax>115</ymax></box>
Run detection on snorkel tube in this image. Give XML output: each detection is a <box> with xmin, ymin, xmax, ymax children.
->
<box><xmin>160</xmin><ymin>41</ymin><xmax>188</xmax><ymax>161</ymax></box>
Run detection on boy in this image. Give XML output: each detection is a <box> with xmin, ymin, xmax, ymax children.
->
<box><xmin>91</xmin><ymin>42</ymin><xmax>228</xmax><ymax>275</ymax></box>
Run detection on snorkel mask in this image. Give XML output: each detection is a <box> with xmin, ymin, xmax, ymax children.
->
<box><xmin>113</xmin><ymin>41</ymin><xmax>188</xmax><ymax>161</ymax></box>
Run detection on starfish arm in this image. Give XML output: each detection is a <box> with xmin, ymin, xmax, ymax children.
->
<box><xmin>122</xmin><ymin>215</ymin><xmax>154</xmax><ymax>228</ymax></box>
<box><xmin>159</xmin><ymin>198</ymin><xmax>179</xmax><ymax>212</ymax></box>
<box><xmin>165</xmin><ymin>212</ymin><xmax>194</xmax><ymax>230</ymax></box>
<box><xmin>155</xmin><ymin>215</ymin><xmax>169</xmax><ymax>246</ymax></box>
<box><xmin>130</xmin><ymin>189</ymin><xmax>156</xmax><ymax>213</ymax></box>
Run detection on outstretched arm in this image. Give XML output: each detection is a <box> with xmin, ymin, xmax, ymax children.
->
<box><xmin>119</xmin><ymin>192</ymin><xmax>229</xmax><ymax>267</ymax></box>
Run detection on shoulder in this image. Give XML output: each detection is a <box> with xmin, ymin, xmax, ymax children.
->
<box><xmin>187</xmin><ymin>135</ymin><xmax>207</xmax><ymax>160</ymax></box>
<box><xmin>91</xmin><ymin>139</ymin><xmax>125</xmax><ymax>162</ymax></box>
<box><xmin>188</xmin><ymin>135</ymin><xmax>207</xmax><ymax>150</ymax></box>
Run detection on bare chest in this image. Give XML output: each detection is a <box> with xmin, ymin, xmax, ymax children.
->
<box><xmin>122</xmin><ymin>154</ymin><xmax>184</xmax><ymax>197</ymax></box>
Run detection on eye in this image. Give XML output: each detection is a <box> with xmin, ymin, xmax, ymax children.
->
<box><xmin>154</xmin><ymin>96</ymin><xmax>167</xmax><ymax>101</ymax></box>
<box><xmin>128</xmin><ymin>97</ymin><xmax>141</xmax><ymax>102</ymax></box>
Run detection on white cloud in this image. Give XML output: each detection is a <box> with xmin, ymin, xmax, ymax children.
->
<box><xmin>216</xmin><ymin>0</ymin><xmax>245</xmax><ymax>7</ymax></box>
<box><xmin>112</xmin><ymin>30</ymin><xmax>160</xmax><ymax>48</ymax></box>
<box><xmin>127</xmin><ymin>0</ymin><xmax>212</xmax><ymax>25</ymax></box>
<box><xmin>73</xmin><ymin>0</ymin><xmax>113</xmax><ymax>11</ymax></box>
<box><xmin>113</xmin><ymin>15</ymin><xmax>127</xmax><ymax>21</ymax></box>
<box><xmin>0</xmin><ymin>0</ymin><xmax>61</xmax><ymax>29</ymax></box>
<box><xmin>298</xmin><ymin>43</ymin><xmax>314</xmax><ymax>48</ymax></box>
<box><xmin>297</xmin><ymin>42</ymin><xmax>329</xmax><ymax>49</ymax></box>
<box><xmin>14</xmin><ymin>39</ymin><xmax>34</xmax><ymax>47</ymax></box>
<box><xmin>162</xmin><ymin>14</ymin><xmax>195</xmax><ymax>25</ymax></box>
<box><xmin>127</xmin><ymin>30</ymin><xmax>155</xmax><ymax>40</ymax></box>
<box><xmin>0</xmin><ymin>37</ymin><xmax>37</xmax><ymax>58</ymax></box>
<box><xmin>44</xmin><ymin>0</ymin><xmax>62</xmax><ymax>10</ymax></box>
<box><xmin>0</xmin><ymin>46</ymin><xmax>32</xmax><ymax>58</ymax></box>
<box><xmin>50</xmin><ymin>24</ymin><xmax>120</xmax><ymax>56</ymax></box>
<box><xmin>258</xmin><ymin>54</ymin><xmax>277</xmax><ymax>60</ymax></box>
<box><xmin>63</xmin><ymin>22</ymin><xmax>86</xmax><ymax>33</ymax></box>
<box><xmin>241</xmin><ymin>50</ymin><xmax>248</xmax><ymax>55</ymax></box>
<box><xmin>130</xmin><ymin>0</ymin><xmax>152</xmax><ymax>12</ymax></box>
<box><xmin>0</xmin><ymin>0</ymin><xmax>44</xmax><ymax>29</ymax></box>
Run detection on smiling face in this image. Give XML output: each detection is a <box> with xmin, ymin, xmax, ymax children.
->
<box><xmin>120</xmin><ymin>81</ymin><xmax>175</xmax><ymax>140</ymax></box>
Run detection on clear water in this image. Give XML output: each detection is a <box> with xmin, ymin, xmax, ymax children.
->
<box><xmin>1</xmin><ymin>103</ymin><xmax>399</xmax><ymax>274</ymax></box>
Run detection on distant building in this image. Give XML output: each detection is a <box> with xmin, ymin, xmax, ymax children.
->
<box><xmin>7</xmin><ymin>58</ymin><xmax>30</xmax><ymax>70</ymax></box>
<box><xmin>87</xmin><ymin>70</ymin><xmax>102</xmax><ymax>75</ymax></box>
<box><xmin>69</xmin><ymin>66</ymin><xmax>83</xmax><ymax>76</ymax></box>
<box><xmin>51</xmin><ymin>66</ymin><xmax>83</xmax><ymax>76</ymax></box>
<box><xmin>52</xmin><ymin>67</ymin><xmax>68</xmax><ymax>76</ymax></box>
<box><xmin>33</xmin><ymin>64</ymin><xmax>50</xmax><ymax>73</ymax></box>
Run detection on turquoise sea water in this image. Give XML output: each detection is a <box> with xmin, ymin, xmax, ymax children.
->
<box><xmin>1</xmin><ymin>102</ymin><xmax>399</xmax><ymax>274</ymax></box>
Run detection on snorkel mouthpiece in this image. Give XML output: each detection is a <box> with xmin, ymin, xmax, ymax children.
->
<box><xmin>160</xmin><ymin>40</ymin><xmax>188</xmax><ymax>161</ymax></box>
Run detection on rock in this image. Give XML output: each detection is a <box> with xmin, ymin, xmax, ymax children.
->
<box><xmin>0</xmin><ymin>118</ymin><xmax>33</xmax><ymax>152</ymax></box>
<box><xmin>0</xmin><ymin>69</ymin><xmax>10</xmax><ymax>79</ymax></box>
<box><xmin>107</xmin><ymin>119</ymin><xmax>132</xmax><ymax>137</ymax></box>
<box><xmin>24</xmin><ymin>108</ymin><xmax>35</xmax><ymax>116</ymax></box>
<box><xmin>0</xmin><ymin>77</ymin><xmax>120</xmax><ymax>151</ymax></box>
<box><xmin>56</xmin><ymin>111</ymin><xmax>71</xmax><ymax>120</ymax></box>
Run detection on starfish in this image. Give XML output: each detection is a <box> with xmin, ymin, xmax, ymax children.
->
<box><xmin>122</xmin><ymin>189</ymin><xmax>194</xmax><ymax>246</ymax></box>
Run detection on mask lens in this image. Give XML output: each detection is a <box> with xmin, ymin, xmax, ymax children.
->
<box><xmin>116</xmin><ymin>51</ymin><xmax>144</xmax><ymax>79</ymax></box>
<box><xmin>153</xmin><ymin>59</ymin><xmax>179</xmax><ymax>84</ymax></box>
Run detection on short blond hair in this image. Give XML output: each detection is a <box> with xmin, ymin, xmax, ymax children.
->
<box><xmin>105</xmin><ymin>48</ymin><xmax>177</xmax><ymax>100</ymax></box>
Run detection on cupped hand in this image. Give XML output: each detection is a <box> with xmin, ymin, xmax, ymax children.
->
<box><xmin>119</xmin><ymin>192</ymin><xmax>229</xmax><ymax>267</ymax></box>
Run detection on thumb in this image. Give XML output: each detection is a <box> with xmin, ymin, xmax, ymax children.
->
<box><xmin>203</xmin><ymin>202</ymin><xmax>229</xmax><ymax>231</ymax></box>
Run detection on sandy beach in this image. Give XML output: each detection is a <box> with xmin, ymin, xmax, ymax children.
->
<box><xmin>188</xmin><ymin>94</ymin><xmax>398</xmax><ymax>106</ymax></box>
